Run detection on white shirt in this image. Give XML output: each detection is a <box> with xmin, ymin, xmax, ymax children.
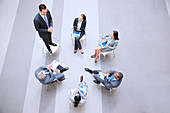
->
<box><xmin>39</xmin><ymin>13</ymin><xmax>48</xmax><ymax>22</ymax></box>
<box><xmin>78</xmin><ymin>21</ymin><xmax>82</xmax><ymax>28</ymax></box>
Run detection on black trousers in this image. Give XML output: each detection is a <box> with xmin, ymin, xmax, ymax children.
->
<box><xmin>74</xmin><ymin>31</ymin><xmax>85</xmax><ymax>50</ymax></box>
<box><xmin>42</xmin><ymin>33</ymin><xmax>53</xmax><ymax>51</ymax></box>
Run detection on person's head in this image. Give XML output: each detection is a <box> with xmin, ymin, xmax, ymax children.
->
<box><xmin>113</xmin><ymin>72</ymin><xmax>123</xmax><ymax>80</ymax></box>
<box><xmin>37</xmin><ymin>71</ymin><xmax>46</xmax><ymax>80</ymax></box>
<box><xmin>74</xmin><ymin>95</ymin><xmax>81</xmax><ymax>107</ymax></box>
<box><xmin>39</xmin><ymin>4</ymin><xmax>47</xmax><ymax>15</ymax></box>
<box><xmin>111</xmin><ymin>30</ymin><xmax>119</xmax><ymax>40</ymax></box>
<box><xmin>79</xmin><ymin>14</ymin><xmax>86</xmax><ymax>22</ymax></box>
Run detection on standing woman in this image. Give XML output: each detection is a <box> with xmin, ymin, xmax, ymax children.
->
<box><xmin>73</xmin><ymin>14</ymin><xmax>87</xmax><ymax>54</ymax></box>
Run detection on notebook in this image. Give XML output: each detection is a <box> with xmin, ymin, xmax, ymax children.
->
<box><xmin>73</xmin><ymin>31</ymin><xmax>80</xmax><ymax>38</ymax></box>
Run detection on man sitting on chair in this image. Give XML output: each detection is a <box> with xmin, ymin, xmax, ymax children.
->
<box><xmin>91</xmin><ymin>30</ymin><xmax>119</xmax><ymax>63</ymax></box>
<box><xmin>35</xmin><ymin>61</ymin><xmax>69</xmax><ymax>85</ymax></box>
<box><xmin>84</xmin><ymin>68</ymin><xmax>123</xmax><ymax>90</ymax></box>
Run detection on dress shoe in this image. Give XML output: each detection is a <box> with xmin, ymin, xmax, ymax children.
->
<box><xmin>50</xmin><ymin>43</ymin><xmax>57</xmax><ymax>46</ymax></box>
<box><xmin>91</xmin><ymin>55</ymin><xmax>95</xmax><ymax>58</ymax></box>
<box><xmin>49</xmin><ymin>50</ymin><xmax>52</xmax><ymax>54</ymax></box>
<box><xmin>95</xmin><ymin>60</ymin><xmax>98</xmax><ymax>63</ymax></box>
<box><xmin>74</xmin><ymin>51</ymin><xmax>77</xmax><ymax>54</ymax></box>
<box><xmin>84</xmin><ymin>68</ymin><xmax>93</xmax><ymax>74</ymax></box>
<box><xmin>60</xmin><ymin>67</ymin><xmax>69</xmax><ymax>73</ymax></box>
<box><xmin>93</xmin><ymin>80</ymin><xmax>100</xmax><ymax>84</ymax></box>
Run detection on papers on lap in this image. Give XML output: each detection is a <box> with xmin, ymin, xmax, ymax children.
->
<box><xmin>73</xmin><ymin>31</ymin><xmax>80</xmax><ymax>38</ymax></box>
<box><xmin>98</xmin><ymin>42</ymin><xmax>106</xmax><ymax>48</ymax></box>
<box><xmin>97</xmin><ymin>72</ymin><xmax>115</xmax><ymax>80</ymax></box>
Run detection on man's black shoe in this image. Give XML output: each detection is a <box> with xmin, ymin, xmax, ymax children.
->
<box><xmin>49</xmin><ymin>50</ymin><xmax>52</xmax><ymax>54</ymax></box>
<box><xmin>50</xmin><ymin>43</ymin><xmax>57</xmax><ymax>46</ymax></box>
<box><xmin>60</xmin><ymin>67</ymin><xmax>69</xmax><ymax>73</ymax></box>
<box><xmin>93</xmin><ymin>80</ymin><xmax>100</xmax><ymax>84</ymax></box>
<box><xmin>84</xmin><ymin>68</ymin><xmax>93</xmax><ymax>74</ymax></box>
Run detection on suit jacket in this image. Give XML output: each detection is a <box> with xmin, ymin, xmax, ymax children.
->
<box><xmin>103</xmin><ymin>70</ymin><xmax>123</xmax><ymax>90</ymax></box>
<box><xmin>33</xmin><ymin>9</ymin><xmax>53</xmax><ymax>39</ymax></box>
<box><xmin>73</xmin><ymin>18</ymin><xmax>86</xmax><ymax>35</ymax></box>
<box><xmin>100</xmin><ymin>34</ymin><xmax>118</xmax><ymax>52</ymax></box>
<box><xmin>35</xmin><ymin>66</ymin><xmax>64</xmax><ymax>85</ymax></box>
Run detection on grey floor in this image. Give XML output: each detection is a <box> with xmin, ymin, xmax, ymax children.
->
<box><xmin>0</xmin><ymin>0</ymin><xmax>170</xmax><ymax>113</ymax></box>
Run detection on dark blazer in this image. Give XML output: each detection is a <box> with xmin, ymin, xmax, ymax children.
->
<box><xmin>35</xmin><ymin>66</ymin><xmax>65</xmax><ymax>85</ymax></box>
<box><xmin>103</xmin><ymin>70</ymin><xmax>123</xmax><ymax>90</ymax></box>
<box><xmin>33</xmin><ymin>9</ymin><xmax>53</xmax><ymax>39</ymax></box>
<box><xmin>73</xmin><ymin>18</ymin><xmax>86</xmax><ymax>35</ymax></box>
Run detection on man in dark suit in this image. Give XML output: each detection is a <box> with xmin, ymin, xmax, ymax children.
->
<box><xmin>33</xmin><ymin>4</ymin><xmax>57</xmax><ymax>54</ymax></box>
<box><xmin>35</xmin><ymin>63</ymin><xmax>69</xmax><ymax>85</ymax></box>
<box><xmin>84</xmin><ymin>68</ymin><xmax>123</xmax><ymax>90</ymax></box>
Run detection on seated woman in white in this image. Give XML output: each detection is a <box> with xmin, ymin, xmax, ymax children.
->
<box><xmin>69</xmin><ymin>76</ymin><xmax>88</xmax><ymax>107</ymax></box>
<box><xmin>91</xmin><ymin>30</ymin><xmax>119</xmax><ymax>63</ymax></box>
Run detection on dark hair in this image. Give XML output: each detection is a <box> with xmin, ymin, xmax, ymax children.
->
<box><xmin>113</xmin><ymin>30</ymin><xmax>119</xmax><ymax>40</ymax></box>
<box><xmin>118</xmin><ymin>72</ymin><xmax>123</xmax><ymax>80</ymax></box>
<box><xmin>39</xmin><ymin>4</ymin><xmax>46</xmax><ymax>11</ymax></box>
<box><xmin>74</xmin><ymin>95</ymin><xmax>81</xmax><ymax>107</ymax></box>
<box><xmin>81</xmin><ymin>14</ymin><xmax>86</xmax><ymax>20</ymax></box>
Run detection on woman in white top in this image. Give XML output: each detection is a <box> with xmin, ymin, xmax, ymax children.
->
<box><xmin>69</xmin><ymin>76</ymin><xmax>88</xmax><ymax>107</ymax></box>
<box><xmin>73</xmin><ymin>14</ymin><xmax>87</xmax><ymax>54</ymax></box>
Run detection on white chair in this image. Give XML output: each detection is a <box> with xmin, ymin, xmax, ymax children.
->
<box><xmin>97</xmin><ymin>83</ymin><xmax>116</xmax><ymax>95</ymax></box>
<box><xmin>70</xmin><ymin>28</ymin><xmax>86</xmax><ymax>45</ymax></box>
<box><xmin>39</xmin><ymin>38</ymin><xmax>59</xmax><ymax>54</ymax></box>
<box><xmin>100</xmin><ymin>50</ymin><xmax>115</xmax><ymax>61</ymax></box>
<box><xmin>100</xmin><ymin>41</ymin><xmax>118</xmax><ymax>60</ymax></box>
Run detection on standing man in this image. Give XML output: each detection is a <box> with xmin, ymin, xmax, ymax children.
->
<box><xmin>33</xmin><ymin>4</ymin><xmax>57</xmax><ymax>54</ymax></box>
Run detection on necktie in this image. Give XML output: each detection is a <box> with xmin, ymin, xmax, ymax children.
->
<box><xmin>44</xmin><ymin>16</ymin><xmax>49</xmax><ymax>28</ymax></box>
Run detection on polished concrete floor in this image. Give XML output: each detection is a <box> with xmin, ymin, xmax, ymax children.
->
<box><xmin>0</xmin><ymin>0</ymin><xmax>170</xmax><ymax>113</ymax></box>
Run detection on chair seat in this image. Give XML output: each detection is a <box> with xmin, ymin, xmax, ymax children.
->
<box><xmin>101</xmin><ymin>50</ymin><xmax>113</xmax><ymax>56</ymax></box>
<box><xmin>39</xmin><ymin>39</ymin><xmax>59</xmax><ymax>53</ymax></box>
<box><xmin>72</xmin><ymin>34</ymin><xmax>86</xmax><ymax>41</ymax></box>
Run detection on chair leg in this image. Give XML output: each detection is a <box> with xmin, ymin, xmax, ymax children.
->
<box><xmin>46</xmin><ymin>85</ymin><xmax>48</xmax><ymax>91</ymax></box>
<box><xmin>42</xmin><ymin>47</ymin><xmax>44</xmax><ymax>54</ymax></box>
<box><xmin>110</xmin><ymin>88</ymin><xmax>112</xmax><ymax>95</ymax></box>
<box><xmin>56</xmin><ymin>79</ymin><xmax>61</xmax><ymax>84</ymax></box>
<box><xmin>97</xmin><ymin>84</ymin><xmax>101</xmax><ymax>89</ymax></box>
<box><xmin>103</xmin><ymin>54</ymin><xmax>106</xmax><ymax>61</ymax></box>
<box><xmin>113</xmin><ymin>51</ymin><xmax>115</xmax><ymax>58</ymax></box>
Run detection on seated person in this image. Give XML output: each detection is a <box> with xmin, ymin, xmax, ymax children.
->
<box><xmin>35</xmin><ymin>61</ymin><xmax>69</xmax><ymax>85</ymax></box>
<box><xmin>69</xmin><ymin>76</ymin><xmax>88</xmax><ymax>107</ymax></box>
<box><xmin>73</xmin><ymin>14</ymin><xmax>87</xmax><ymax>54</ymax></box>
<box><xmin>91</xmin><ymin>30</ymin><xmax>119</xmax><ymax>63</ymax></box>
<box><xmin>84</xmin><ymin>68</ymin><xmax>123</xmax><ymax>90</ymax></box>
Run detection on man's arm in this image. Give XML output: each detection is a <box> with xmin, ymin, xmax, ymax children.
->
<box><xmin>47</xmin><ymin>10</ymin><xmax>53</xmax><ymax>27</ymax></box>
<box><xmin>44</xmin><ymin>72</ymin><xmax>54</xmax><ymax>84</ymax></box>
<box><xmin>73</xmin><ymin>18</ymin><xmax>78</xmax><ymax>31</ymax></box>
<box><xmin>80</xmin><ymin>20</ymin><xmax>86</xmax><ymax>31</ymax></box>
<box><xmin>34</xmin><ymin>19</ymin><xmax>48</xmax><ymax>32</ymax></box>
